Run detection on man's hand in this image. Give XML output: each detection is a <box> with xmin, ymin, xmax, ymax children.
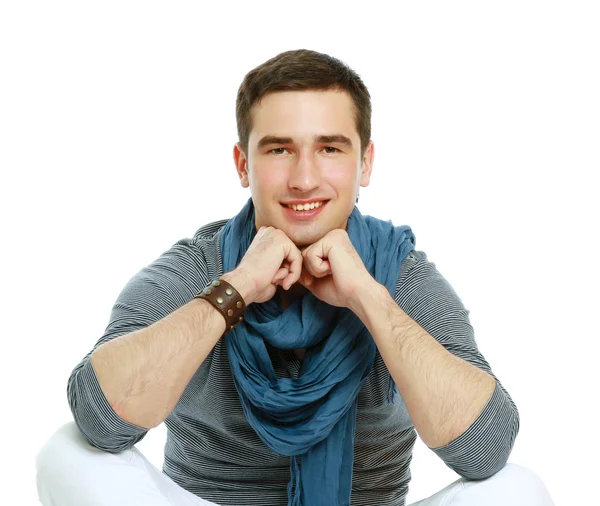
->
<box><xmin>222</xmin><ymin>226</ymin><xmax>303</xmax><ymax>305</ymax></box>
<box><xmin>298</xmin><ymin>229</ymin><xmax>376</xmax><ymax>309</ymax></box>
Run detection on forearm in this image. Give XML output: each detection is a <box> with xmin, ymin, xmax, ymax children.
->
<box><xmin>90</xmin><ymin>295</ymin><xmax>226</xmax><ymax>429</ymax></box>
<box><xmin>350</xmin><ymin>280</ymin><xmax>496</xmax><ymax>449</ymax></box>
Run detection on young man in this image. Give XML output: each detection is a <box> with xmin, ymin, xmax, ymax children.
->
<box><xmin>36</xmin><ymin>49</ymin><xmax>554</xmax><ymax>506</ymax></box>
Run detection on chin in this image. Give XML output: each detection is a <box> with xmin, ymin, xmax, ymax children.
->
<box><xmin>288</xmin><ymin>228</ymin><xmax>329</xmax><ymax>248</ymax></box>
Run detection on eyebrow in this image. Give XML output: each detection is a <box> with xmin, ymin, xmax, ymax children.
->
<box><xmin>256</xmin><ymin>134</ymin><xmax>354</xmax><ymax>150</ymax></box>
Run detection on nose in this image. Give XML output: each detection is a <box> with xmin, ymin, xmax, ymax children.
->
<box><xmin>287</xmin><ymin>151</ymin><xmax>321</xmax><ymax>192</ymax></box>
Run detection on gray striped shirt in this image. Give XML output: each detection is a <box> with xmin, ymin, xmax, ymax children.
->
<box><xmin>68</xmin><ymin>218</ymin><xmax>519</xmax><ymax>506</ymax></box>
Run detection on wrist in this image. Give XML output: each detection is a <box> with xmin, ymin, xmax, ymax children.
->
<box><xmin>347</xmin><ymin>276</ymin><xmax>387</xmax><ymax>319</ymax></box>
<box><xmin>221</xmin><ymin>269</ymin><xmax>255</xmax><ymax>305</ymax></box>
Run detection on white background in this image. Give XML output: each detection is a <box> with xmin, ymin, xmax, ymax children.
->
<box><xmin>1</xmin><ymin>1</ymin><xmax>598</xmax><ymax>504</ymax></box>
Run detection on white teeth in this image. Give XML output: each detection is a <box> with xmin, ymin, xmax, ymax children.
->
<box><xmin>287</xmin><ymin>201</ymin><xmax>324</xmax><ymax>211</ymax></box>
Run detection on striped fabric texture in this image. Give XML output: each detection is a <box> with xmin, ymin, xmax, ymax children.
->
<box><xmin>67</xmin><ymin>219</ymin><xmax>519</xmax><ymax>506</ymax></box>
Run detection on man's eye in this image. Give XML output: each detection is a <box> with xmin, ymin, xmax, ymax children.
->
<box><xmin>323</xmin><ymin>147</ymin><xmax>339</xmax><ymax>154</ymax></box>
<box><xmin>269</xmin><ymin>148</ymin><xmax>288</xmax><ymax>155</ymax></box>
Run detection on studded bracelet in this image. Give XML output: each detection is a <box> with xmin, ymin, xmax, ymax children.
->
<box><xmin>194</xmin><ymin>278</ymin><xmax>246</xmax><ymax>334</ymax></box>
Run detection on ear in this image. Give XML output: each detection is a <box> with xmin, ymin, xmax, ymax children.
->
<box><xmin>233</xmin><ymin>142</ymin><xmax>250</xmax><ymax>188</ymax></box>
<box><xmin>359</xmin><ymin>140</ymin><xmax>374</xmax><ymax>187</ymax></box>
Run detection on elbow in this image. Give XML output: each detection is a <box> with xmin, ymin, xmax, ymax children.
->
<box><xmin>462</xmin><ymin>408</ymin><xmax>521</xmax><ymax>481</ymax></box>
<box><xmin>70</xmin><ymin>414</ymin><xmax>141</xmax><ymax>454</ymax></box>
<box><xmin>434</xmin><ymin>392</ymin><xmax>521</xmax><ymax>481</ymax></box>
<box><xmin>67</xmin><ymin>360</ymin><xmax>149</xmax><ymax>453</ymax></box>
<box><xmin>68</xmin><ymin>393</ymin><xmax>147</xmax><ymax>453</ymax></box>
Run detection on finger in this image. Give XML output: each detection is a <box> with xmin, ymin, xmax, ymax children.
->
<box><xmin>301</xmin><ymin>242</ymin><xmax>328</xmax><ymax>276</ymax></box>
<box><xmin>297</xmin><ymin>275</ymin><xmax>314</xmax><ymax>292</ymax></box>
<box><xmin>303</xmin><ymin>251</ymin><xmax>331</xmax><ymax>278</ymax></box>
<box><xmin>282</xmin><ymin>244</ymin><xmax>304</xmax><ymax>290</ymax></box>
<box><xmin>313</xmin><ymin>259</ymin><xmax>331</xmax><ymax>278</ymax></box>
<box><xmin>272</xmin><ymin>266</ymin><xmax>289</xmax><ymax>284</ymax></box>
<box><xmin>302</xmin><ymin>271</ymin><xmax>314</xmax><ymax>286</ymax></box>
<box><xmin>275</xmin><ymin>260</ymin><xmax>291</xmax><ymax>281</ymax></box>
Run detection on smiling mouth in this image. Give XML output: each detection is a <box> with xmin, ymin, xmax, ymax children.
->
<box><xmin>281</xmin><ymin>200</ymin><xmax>329</xmax><ymax>211</ymax></box>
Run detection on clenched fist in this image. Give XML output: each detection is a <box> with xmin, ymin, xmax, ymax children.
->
<box><xmin>221</xmin><ymin>226</ymin><xmax>303</xmax><ymax>305</ymax></box>
<box><xmin>298</xmin><ymin>229</ymin><xmax>374</xmax><ymax>309</ymax></box>
<box><xmin>222</xmin><ymin>225</ymin><xmax>377</xmax><ymax>312</ymax></box>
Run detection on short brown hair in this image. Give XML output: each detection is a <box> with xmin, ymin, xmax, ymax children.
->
<box><xmin>236</xmin><ymin>49</ymin><xmax>372</xmax><ymax>158</ymax></box>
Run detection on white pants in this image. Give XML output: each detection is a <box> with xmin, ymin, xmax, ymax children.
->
<box><xmin>36</xmin><ymin>422</ymin><xmax>555</xmax><ymax>506</ymax></box>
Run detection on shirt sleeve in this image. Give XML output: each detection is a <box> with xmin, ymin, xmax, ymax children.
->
<box><xmin>67</xmin><ymin>237</ymin><xmax>212</xmax><ymax>452</ymax></box>
<box><xmin>394</xmin><ymin>250</ymin><xmax>520</xmax><ymax>479</ymax></box>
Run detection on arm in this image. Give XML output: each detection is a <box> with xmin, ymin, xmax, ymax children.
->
<box><xmin>67</xmin><ymin>237</ymin><xmax>254</xmax><ymax>451</ymax></box>
<box><xmin>349</xmin><ymin>251</ymin><xmax>519</xmax><ymax>478</ymax></box>
<box><xmin>68</xmin><ymin>226</ymin><xmax>302</xmax><ymax>453</ymax></box>
<box><xmin>298</xmin><ymin>233</ymin><xmax>519</xmax><ymax>480</ymax></box>
<box><xmin>90</xmin><ymin>295</ymin><xmax>227</xmax><ymax>429</ymax></box>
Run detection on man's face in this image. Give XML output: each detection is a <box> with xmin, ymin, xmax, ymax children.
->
<box><xmin>234</xmin><ymin>90</ymin><xmax>374</xmax><ymax>247</ymax></box>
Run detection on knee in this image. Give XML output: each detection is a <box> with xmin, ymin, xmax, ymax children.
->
<box><xmin>37</xmin><ymin>420</ymin><xmax>133</xmax><ymax>472</ymax></box>
<box><xmin>37</xmin><ymin>422</ymin><xmax>82</xmax><ymax>503</ymax></box>
<box><xmin>37</xmin><ymin>422</ymin><xmax>100</xmax><ymax>474</ymax></box>
<box><xmin>491</xmin><ymin>463</ymin><xmax>554</xmax><ymax>505</ymax></box>
<box><xmin>36</xmin><ymin>421</ymin><xmax>133</xmax><ymax>504</ymax></box>
<box><xmin>37</xmin><ymin>422</ymin><xmax>79</xmax><ymax>473</ymax></box>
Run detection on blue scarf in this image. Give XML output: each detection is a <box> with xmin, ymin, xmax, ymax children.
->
<box><xmin>220</xmin><ymin>198</ymin><xmax>415</xmax><ymax>506</ymax></box>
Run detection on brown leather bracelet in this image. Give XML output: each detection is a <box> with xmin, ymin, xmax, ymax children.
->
<box><xmin>194</xmin><ymin>278</ymin><xmax>246</xmax><ymax>333</ymax></box>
